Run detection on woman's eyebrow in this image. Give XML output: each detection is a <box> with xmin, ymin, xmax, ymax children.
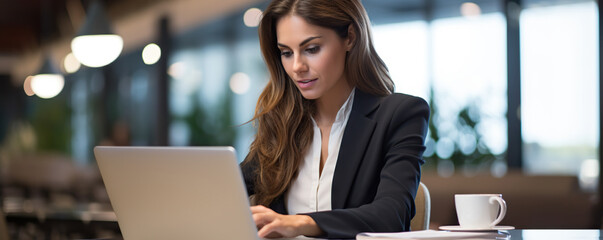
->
<box><xmin>277</xmin><ymin>36</ymin><xmax>322</xmax><ymax>48</ymax></box>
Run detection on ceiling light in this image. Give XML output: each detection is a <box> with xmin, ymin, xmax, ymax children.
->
<box><xmin>71</xmin><ymin>0</ymin><xmax>123</xmax><ymax>68</ymax></box>
<box><xmin>31</xmin><ymin>56</ymin><xmax>65</xmax><ymax>99</ymax></box>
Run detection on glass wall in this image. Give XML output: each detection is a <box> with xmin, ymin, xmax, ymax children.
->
<box><xmin>167</xmin><ymin>15</ymin><xmax>267</xmax><ymax>162</ymax></box>
<box><xmin>519</xmin><ymin>0</ymin><xmax>599</xmax><ymax>188</ymax></box>
<box><xmin>369</xmin><ymin>0</ymin><xmax>599</xmax><ymax>182</ymax></box>
<box><xmin>371</xmin><ymin>0</ymin><xmax>508</xmax><ymax>177</ymax></box>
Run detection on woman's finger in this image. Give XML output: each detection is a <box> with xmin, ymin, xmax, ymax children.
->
<box><xmin>258</xmin><ymin>221</ymin><xmax>284</xmax><ymax>238</ymax></box>
<box><xmin>253</xmin><ymin>211</ymin><xmax>275</xmax><ymax>227</ymax></box>
<box><xmin>258</xmin><ymin>215</ymin><xmax>304</xmax><ymax>238</ymax></box>
<box><xmin>250</xmin><ymin>205</ymin><xmax>270</xmax><ymax>214</ymax></box>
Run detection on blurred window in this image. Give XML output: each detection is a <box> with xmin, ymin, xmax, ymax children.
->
<box><xmin>168</xmin><ymin>23</ymin><xmax>267</xmax><ymax>162</ymax></box>
<box><xmin>371</xmin><ymin>0</ymin><xmax>507</xmax><ymax>176</ymax></box>
<box><xmin>373</xmin><ymin>21</ymin><xmax>430</xmax><ymax>100</ymax></box>
<box><xmin>519</xmin><ymin>0</ymin><xmax>599</xmax><ymax>177</ymax></box>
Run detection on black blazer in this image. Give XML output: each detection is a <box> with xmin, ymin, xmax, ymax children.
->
<box><xmin>242</xmin><ymin>88</ymin><xmax>430</xmax><ymax>238</ymax></box>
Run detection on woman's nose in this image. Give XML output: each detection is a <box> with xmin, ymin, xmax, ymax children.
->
<box><xmin>292</xmin><ymin>55</ymin><xmax>308</xmax><ymax>74</ymax></box>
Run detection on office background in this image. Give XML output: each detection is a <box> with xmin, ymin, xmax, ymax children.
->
<box><xmin>0</xmin><ymin>0</ymin><xmax>600</xmax><ymax>238</ymax></box>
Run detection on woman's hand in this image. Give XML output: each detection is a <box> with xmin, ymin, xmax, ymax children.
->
<box><xmin>251</xmin><ymin>205</ymin><xmax>323</xmax><ymax>238</ymax></box>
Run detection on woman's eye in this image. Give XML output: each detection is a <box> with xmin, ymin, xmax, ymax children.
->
<box><xmin>306</xmin><ymin>46</ymin><xmax>320</xmax><ymax>54</ymax></box>
<box><xmin>280</xmin><ymin>50</ymin><xmax>292</xmax><ymax>57</ymax></box>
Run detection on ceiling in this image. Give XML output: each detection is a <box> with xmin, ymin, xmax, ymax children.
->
<box><xmin>0</xmin><ymin>0</ymin><xmax>263</xmax><ymax>81</ymax></box>
<box><xmin>0</xmin><ymin>0</ymin><xmax>428</xmax><ymax>55</ymax></box>
<box><xmin>0</xmin><ymin>0</ymin><xmax>64</xmax><ymax>54</ymax></box>
<box><xmin>0</xmin><ymin>0</ymin><xmax>165</xmax><ymax>55</ymax></box>
<box><xmin>0</xmin><ymin>0</ymin><xmax>437</xmax><ymax>82</ymax></box>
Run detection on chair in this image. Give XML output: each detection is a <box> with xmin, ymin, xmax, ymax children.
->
<box><xmin>410</xmin><ymin>182</ymin><xmax>431</xmax><ymax>231</ymax></box>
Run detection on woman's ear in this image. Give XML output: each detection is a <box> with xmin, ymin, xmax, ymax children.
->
<box><xmin>346</xmin><ymin>24</ymin><xmax>356</xmax><ymax>51</ymax></box>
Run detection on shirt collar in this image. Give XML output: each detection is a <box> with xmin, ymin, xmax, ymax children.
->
<box><xmin>334</xmin><ymin>88</ymin><xmax>355</xmax><ymax>124</ymax></box>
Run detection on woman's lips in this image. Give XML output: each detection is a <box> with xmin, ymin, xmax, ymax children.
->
<box><xmin>297</xmin><ymin>78</ymin><xmax>317</xmax><ymax>89</ymax></box>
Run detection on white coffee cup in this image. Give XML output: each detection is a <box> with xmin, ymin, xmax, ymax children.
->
<box><xmin>455</xmin><ymin>194</ymin><xmax>507</xmax><ymax>229</ymax></box>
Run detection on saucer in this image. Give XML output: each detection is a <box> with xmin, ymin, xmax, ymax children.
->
<box><xmin>439</xmin><ymin>225</ymin><xmax>515</xmax><ymax>231</ymax></box>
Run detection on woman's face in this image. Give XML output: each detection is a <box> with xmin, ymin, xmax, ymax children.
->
<box><xmin>276</xmin><ymin>14</ymin><xmax>352</xmax><ymax>101</ymax></box>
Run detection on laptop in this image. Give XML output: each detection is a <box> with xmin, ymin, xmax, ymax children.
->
<box><xmin>94</xmin><ymin>146</ymin><xmax>260</xmax><ymax>240</ymax></box>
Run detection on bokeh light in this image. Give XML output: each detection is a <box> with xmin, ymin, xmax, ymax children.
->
<box><xmin>243</xmin><ymin>8</ymin><xmax>262</xmax><ymax>27</ymax></box>
<box><xmin>23</xmin><ymin>76</ymin><xmax>35</xmax><ymax>96</ymax></box>
<box><xmin>229</xmin><ymin>72</ymin><xmax>251</xmax><ymax>95</ymax></box>
<box><xmin>63</xmin><ymin>52</ymin><xmax>81</xmax><ymax>74</ymax></box>
<box><xmin>142</xmin><ymin>43</ymin><xmax>161</xmax><ymax>65</ymax></box>
<box><xmin>460</xmin><ymin>2</ymin><xmax>481</xmax><ymax>18</ymax></box>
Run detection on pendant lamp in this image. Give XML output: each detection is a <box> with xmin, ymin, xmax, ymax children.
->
<box><xmin>31</xmin><ymin>56</ymin><xmax>65</xmax><ymax>99</ymax></box>
<box><xmin>71</xmin><ymin>0</ymin><xmax>123</xmax><ymax>68</ymax></box>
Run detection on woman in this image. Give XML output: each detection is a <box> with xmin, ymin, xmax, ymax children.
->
<box><xmin>241</xmin><ymin>0</ymin><xmax>429</xmax><ymax>238</ymax></box>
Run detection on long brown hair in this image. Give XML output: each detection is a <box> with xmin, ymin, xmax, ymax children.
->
<box><xmin>243</xmin><ymin>0</ymin><xmax>394</xmax><ymax>206</ymax></box>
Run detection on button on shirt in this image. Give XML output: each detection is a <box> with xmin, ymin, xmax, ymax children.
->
<box><xmin>286</xmin><ymin>90</ymin><xmax>355</xmax><ymax>215</ymax></box>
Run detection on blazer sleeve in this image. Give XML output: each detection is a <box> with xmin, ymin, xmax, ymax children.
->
<box><xmin>240</xmin><ymin>154</ymin><xmax>258</xmax><ymax>196</ymax></box>
<box><xmin>305</xmin><ymin>95</ymin><xmax>430</xmax><ymax>238</ymax></box>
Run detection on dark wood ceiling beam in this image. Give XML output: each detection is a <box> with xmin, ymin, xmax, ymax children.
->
<box><xmin>0</xmin><ymin>26</ymin><xmax>39</xmax><ymax>53</ymax></box>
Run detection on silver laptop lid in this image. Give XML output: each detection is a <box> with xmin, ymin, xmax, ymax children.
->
<box><xmin>94</xmin><ymin>146</ymin><xmax>259</xmax><ymax>240</ymax></box>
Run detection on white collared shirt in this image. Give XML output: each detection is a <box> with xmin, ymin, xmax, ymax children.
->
<box><xmin>286</xmin><ymin>90</ymin><xmax>355</xmax><ymax>214</ymax></box>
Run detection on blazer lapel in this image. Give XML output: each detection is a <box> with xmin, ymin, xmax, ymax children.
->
<box><xmin>331</xmin><ymin>89</ymin><xmax>380</xmax><ymax>209</ymax></box>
